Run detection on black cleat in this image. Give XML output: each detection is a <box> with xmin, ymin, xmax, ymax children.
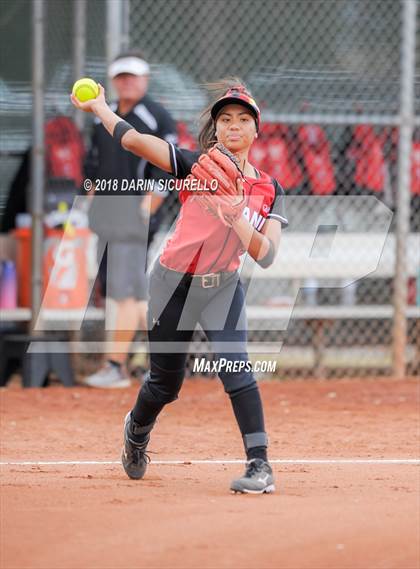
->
<box><xmin>121</xmin><ymin>412</ymin><xmax>151</xmax><ymax>480</ymax></box>
<box><xmin>230</xmin><ymin>458</ymin><xmax>275</xmax><ymax>494</ymax></box>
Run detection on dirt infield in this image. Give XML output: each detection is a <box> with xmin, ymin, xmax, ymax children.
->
<box><xmin>1</xmin><ymin>378</ymin><xmax>419</xmax><ymax>569</ymax></box>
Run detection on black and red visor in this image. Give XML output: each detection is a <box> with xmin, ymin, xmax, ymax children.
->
<box><xmin>211</xmin><ymin>88</ymin><xmax>261</xmax><ymax>132</ymax></box>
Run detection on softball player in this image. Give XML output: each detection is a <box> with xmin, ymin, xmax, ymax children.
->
<box><xmin>71</xmin><ymin>78</ymin><xmax>288</xmax><ymax>494</ymax></box>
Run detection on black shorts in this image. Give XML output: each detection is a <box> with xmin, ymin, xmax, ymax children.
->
<box><xmin>97</xmin><ymin>241</ymin><xmax>149</xmax><ymax>301</ymax></box>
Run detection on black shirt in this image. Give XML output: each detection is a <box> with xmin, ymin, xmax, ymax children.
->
<box><xmin>85</xmin><ymin>94</ymin><xmax>178</xmax><ymax>242</ymax></box>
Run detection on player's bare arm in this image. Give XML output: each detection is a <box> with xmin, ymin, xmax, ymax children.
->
<box><xmin>70</xmin><ymin>84</ymin><xmax>172</xmax><ymax>173</ymax></box>
<box><xmin>231</xmin><ymin>215</ymin><xmax>281</xmax><ymax>266</ymax></box>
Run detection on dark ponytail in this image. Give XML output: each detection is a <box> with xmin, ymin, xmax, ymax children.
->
<box><xmin>198</xmin><ymin>77</ymin><xmax>253</xmax><ymax>152</ymax></box>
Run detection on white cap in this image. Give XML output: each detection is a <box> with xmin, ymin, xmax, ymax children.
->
<box><xmin>108</xmin><ymin>56</ymin><xmax>150</xmax><ymax>78</ymax></box>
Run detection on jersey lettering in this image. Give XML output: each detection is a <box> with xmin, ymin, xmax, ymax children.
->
<box><xmin>243</xmin><ymin>207</ymin><xmax>264</xmax><ymax>230</ymax></box>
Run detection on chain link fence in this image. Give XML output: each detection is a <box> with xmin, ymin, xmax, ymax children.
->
<box><xmin>129</xmin><ymin>0</ymin><xmax>419</xmax><ymax>378</ymax></box>
<box><xmin>0</xmin><ymin>0</ymin><xmax>418</xmax><ymax>379</ymax></box>
<box><xmin>0</xmin><ymin>0</ymin><xmax>106</xmax><ymax>210</ymax></box>
<box><xmin>130</xmin><ymin>0</ymin><xmax>405</xmax><ymax>116</ymax></box>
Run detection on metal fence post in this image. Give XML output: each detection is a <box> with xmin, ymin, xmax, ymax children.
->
<box><xmin>393</xmin><ymin>0</ymin><xmax>417</xmax><ymax>378</ymax></box>
<box><xmin>121</xmin><ymin>0</ymin><xmax>130</xmax><ymax>52</ymax></box>
<box><xmin>106</xmin><ymin>0</ymin><xmax>124</xmax><ymax>93</ymax></box>
<box><xmin>30</xmin><ymin>0</ymin><xmax>45</xmax><ymax>333</ymax></box>
<box><xmin>73</xmin><ymin>0</ymin><xmax>86</xmax><ymax>131</ymax></box>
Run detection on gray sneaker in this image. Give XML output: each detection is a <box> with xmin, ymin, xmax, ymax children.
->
<box><xmin>121</xmin><ymin>412</ymin><xmax>151</xmax><ymax>480</ymax></box>
<box><xmin>230</xmin><ymin>458</ymin><xmax>275</xmax><ymax>494</ymax></box>
<box><xmin>84</xmin><ymin>362</ymin><xmax>131</xmax><ymax>389</ymax></box>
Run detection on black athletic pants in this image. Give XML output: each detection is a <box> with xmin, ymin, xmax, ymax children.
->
<box><xmin>131</xmin><ymin>261</ymin><xmax>268</xmax><ymax>460</ymax></box>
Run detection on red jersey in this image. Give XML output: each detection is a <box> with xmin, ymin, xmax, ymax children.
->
<box><xmin>248</xmin><ymin>138</ymin><xmax>268</xmax><ymax>171</ymax></box>
<box><xmin>45</xmin><ymin>116</ymin><xmax>85</xmax><ymax>187</ymax></box>
<box><xmin>411</xmin><ymin>142</ymin><xmax>420</xmax><ymax>196</ymax></box>
<box><xmin>298</xmin><ymin>125</ymin><xmax>336</xmax><ymax>195</ymax></box>
<box><xmin>265</xmin><ymin>136</ymin><xmax>304</xmax><ymax>189</ymax></box>
<box><xmin>177</xmin><ymin>122</ymin><xmax>197</xmax><ymax>151</ymax></box>
<box><xmin>159</xmin><ymin>144</ymin><xmax>288</xmax><ymax>274</ymax></box>
<box><xmin>350</xmin><ymin>125</ymin><xmax>385</xmax><ymax>193</ymax></box>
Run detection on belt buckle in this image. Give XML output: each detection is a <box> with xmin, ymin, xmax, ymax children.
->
<box><xmin>201</xmin><ymin>273</ymin><xmax>220</xmax><ymax>288</ymax></box>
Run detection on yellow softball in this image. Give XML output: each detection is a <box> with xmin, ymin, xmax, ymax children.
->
<box><xmin>72</xmin><ymin>78</ymin><xmax>100</xmax><ymax>102</ymax></box>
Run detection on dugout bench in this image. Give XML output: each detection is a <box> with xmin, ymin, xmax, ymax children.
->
<box><xmin>241</xmin><ymin>232</ymin><xmax>420</xmax><ymax>377</ymax></box>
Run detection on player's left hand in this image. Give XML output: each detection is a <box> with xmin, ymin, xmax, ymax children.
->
<box><xmin>189</xmin><ymin>143</ymin><xmax>245</xmax><ymax>226</ymax></box>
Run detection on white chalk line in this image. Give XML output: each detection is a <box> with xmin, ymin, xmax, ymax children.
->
<box><xmin>0</xmin><ymin>459</ymin><xmax>419</xmax><ymax>467</ymax></box>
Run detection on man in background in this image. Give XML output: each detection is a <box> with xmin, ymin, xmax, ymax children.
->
<box><xmin>85</xmin><ymin>50</ymin><xmax>177</xmax><ymax>388</ymax></box>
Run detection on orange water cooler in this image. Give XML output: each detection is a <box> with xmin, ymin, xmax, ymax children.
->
<box><xmin>14</xmin><ymin>227</ymin><xmax>90</xmax><ymax>309</ymax></box>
